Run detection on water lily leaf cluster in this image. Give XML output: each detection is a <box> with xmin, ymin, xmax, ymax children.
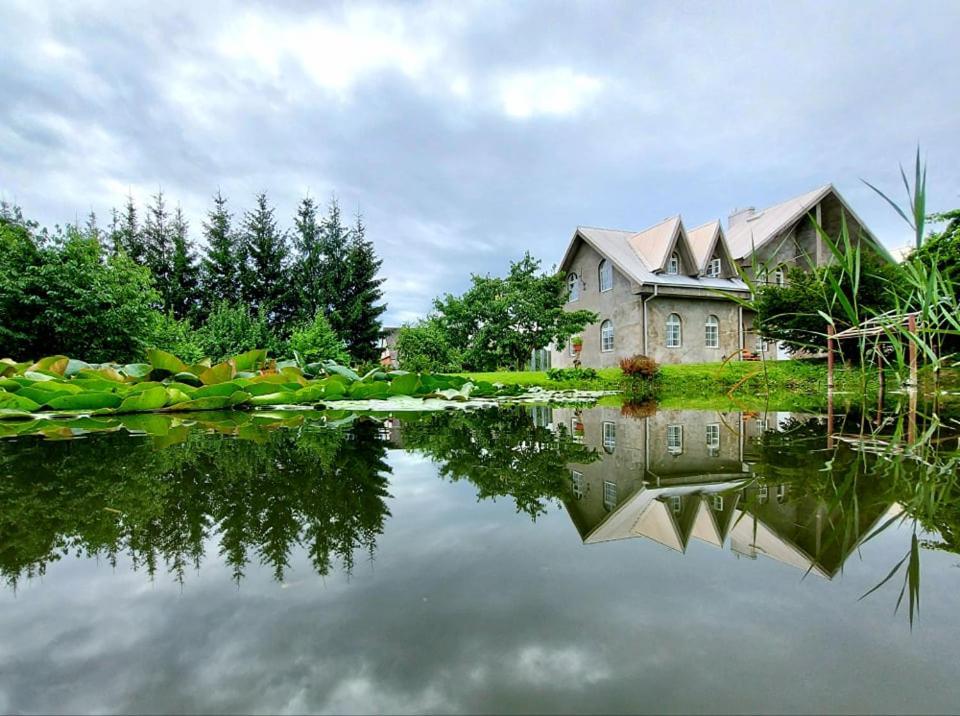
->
<box><xmin>0</xmin><ymin>349</ymin><xmax>521</xmax><ymax>420</ymax></box>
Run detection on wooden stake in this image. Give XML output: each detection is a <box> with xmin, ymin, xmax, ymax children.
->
<box><xmin>907</xmin><ymin>313</ymin><xmax>918</xmax><ymax>388</ymax></box>
<box><xmin>826</xmin><ymin>323</ymin><xmax>835</xmax><ymax>391</ymax></box>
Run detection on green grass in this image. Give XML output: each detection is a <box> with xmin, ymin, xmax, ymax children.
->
<box><xmin>455</xmin><ymin>359</ymin><xmax>878</xmax><ymax>407</ymax></box>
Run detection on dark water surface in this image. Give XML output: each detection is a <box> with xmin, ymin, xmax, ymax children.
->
<box><xmin>1</xmin><ymin>405</ymin><xmax>959</xmax><ymax>714</ymax></box>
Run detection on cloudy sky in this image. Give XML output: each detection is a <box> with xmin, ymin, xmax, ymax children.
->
<box><xmin>2</xmin><ymin>0</ymin><xmax>959</xmax><ymax>324</ymax></box>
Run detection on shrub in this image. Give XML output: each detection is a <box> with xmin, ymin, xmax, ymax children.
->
<box><xmin>396</xmin><ymin>318</ymin><xmax>463</xmax><ymax>373</ymax></box>
<box><xmin>619</xmin><ymin>354</ymin><xmax>659</xmax><ymax>379</ymax></box>
<box><xmin>288</xmin><ymin>312</ymin><xmax>350</xmax><ymax>365</ymax></box>
<box><xmin>195</xmin><ymin>302</ymin><xmax>287</xmax><ymax>363</ymax></box>
<box><xmin>150</xmin><ymin>312</ymin><xmax>204</xmax><ymax>364</ymax></box>
<box><xmin>546</xmin><ymin>367</ymin><xmax>598</xmax><ymax>382</ymax></box>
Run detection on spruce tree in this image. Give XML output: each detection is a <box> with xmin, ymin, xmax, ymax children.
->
<box><xmin>316</xmin><ymin>196</ymin><xmax>354</xmax><ymax>335</ymax></box>
<box><xmin>341</xmin><ymin>210</ymin><xmax>386</xmax><ymax>362</ymax></box>
<box><xmin>201</xmin><ymin>190</ymin><xmax>240</xmax><ymax>310</ymax></box>
<box><xmin>292</xmin><ymin>194</ymin><xmax>324</xmax><ymax>322</ymax></box>
<box><xmin>239</xmin><ymin>192</ymin><xmax>291</xmax><ymax>328</ymax></box>
<box><xmin>111</xmin><ymin>194</ymin><xmax>146</xmax><ymax>262</ymax></box>
<box><xmin>168</xmin><ymin>205</ymin><xmax>200</xmax><ymax>319</ymax></box>
<box><xmin>143</xmin><ymin>189</ymin><xmax>173</xmax><ymax>309</ymax></box>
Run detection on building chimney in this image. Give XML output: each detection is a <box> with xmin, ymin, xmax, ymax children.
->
<box><xmin>728</xmin><ymin>206</ymin><xmax>756</xmax><ymax>228</ymax></box>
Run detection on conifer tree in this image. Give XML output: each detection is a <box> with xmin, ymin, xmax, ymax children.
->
<box><xmin>168</xmin><ymin>205</ymin><xmax>200</xmax><ymax>319</ymax></box>
<box><xmin>316</xmin><ymin>196</ymin><xmax>354</xmax><ymax>334</ymax></box>
<box><xmin>201</xmin><ymin>190</ymin><xmax>240</xmax><ymax>310</ymax></box>
<box><xmin>110</xmin><ymin>194</ymin><xmax>146</xmax><ymax>262</ymax></box>
<box><xmin>143</xmin><ymin>189</ymin><xmax>174</xmax><ymax>309</ymax></box>
<box><xmin>239</xmin><ymin>192</ymin><xmax>292</xmax><ymax>328</ymax></box>
<box><xmin>341</xmin><ymin>210</ymin><xmax>386</xmax><ymax>362</ymax></box>
<box><xmin>292</xmin><ymin>194</ymin><xmax>324</xmax><ymax>322</ymax></box>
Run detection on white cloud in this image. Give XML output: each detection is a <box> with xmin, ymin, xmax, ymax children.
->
<box><xmin>496</xmin><ymin>68</ymin><xmax>606</xmax><ymax>119</ymax></box>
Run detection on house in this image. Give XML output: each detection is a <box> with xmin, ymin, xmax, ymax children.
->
<box><xmin>552</xmin><ymin>184</ymin><xmax>876</xmax><ymax>366</ymax></box>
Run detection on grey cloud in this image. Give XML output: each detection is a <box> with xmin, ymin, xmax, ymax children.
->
<box><xmin>2</xmin><ymin>0</ymin><xmax>959</xmax><ymax>323</ymax></box>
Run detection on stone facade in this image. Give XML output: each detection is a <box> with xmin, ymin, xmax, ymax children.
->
<box><xmin>553</xmin><ymin>241</ymin><xmax>745</xmax><ymax>367</ymax></box>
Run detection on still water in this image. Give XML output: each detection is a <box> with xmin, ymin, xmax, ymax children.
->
<box><xmin>1</xmin><ymin>404</ymin><xmax>959</xmax><ymax>713</ymax></box>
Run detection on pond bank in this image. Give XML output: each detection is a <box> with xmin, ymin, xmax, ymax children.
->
<box><xmin>457</xmin><ymin>359</ymin><xmax>878</xmax><ymax>406</ymax></box>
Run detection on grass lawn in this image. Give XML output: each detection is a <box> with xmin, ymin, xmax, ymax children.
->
<box><xmin>455</xmin><ymin>359</ymin><xmax>878</xmax><ymax>405</ymax></box>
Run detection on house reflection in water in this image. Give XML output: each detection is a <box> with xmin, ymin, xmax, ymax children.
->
<box><xmin>553</xmin><ymin>407</ymin><xmax>898</xmax><ymax>579</ymax></box>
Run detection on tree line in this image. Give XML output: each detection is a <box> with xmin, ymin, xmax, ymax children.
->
<box><xmin>0</xmin><ymin>191</ymin><xmax>386</xmax><ymax>365</ymax></box>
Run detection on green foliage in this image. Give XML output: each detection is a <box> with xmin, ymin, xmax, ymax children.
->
<box><xmin>289</xmin><ymin>312</ymin><xmax>350</xmax><ymax>365</ymax></box>
<box><xmin>546</xmin><ymin>366</ymin><xmax>598</xmax><ymax>382</ymax></box>
<box><xmin>396</xmin><ymin>317</ymin><xmax>463</xmax><ymax>372</ymax></box>
<box><xmin>431</xmin><ymin>252</ymin><xmax>598</xmax><ymax>371</ymax></box>
<box><xmin>168</xmin><ymin>205</ymin><xmax>200</xmax><ymax>319</ymax></box>
<box><xmin>755</xmin><ymin>256</ymin><xmax>900</xmax><ymax>361</ymax></box>
<box><xmin>150</xmin><ymin>312</ymin><xmax>204</xmax><ymax>364</ymax></box>
<box><xmin>0</xmin><ymin>215</ymin><xmax>161</xmax><ymax>363</ymax></box>
<box><xmin>200</xmin><ymin>190</ymin><xmax>240</xmax><ymax>309</ymax></box>
<box><xmin>239</xmin><ymin>192</ymin><xmax>293</xmax><ymax>329</ymax></box>
<box><xmin>194</xmin><ymin>302</ymin><xmax>286</xmax><ymax>363</ymax></box>
<box><xmin>0</xmin><ymin>347</ymin><xmax>539</xmax><ymax>419</ymax></box>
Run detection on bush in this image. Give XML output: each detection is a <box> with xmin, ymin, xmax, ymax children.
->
<box><xmin>195</xmin><ymin>302</ymin><xmax>287</xmax><ymax>363</ymax></box>
<box><xmin>546</xmin><ymin>367</ymin><xmax>598</xmax><ymax>382</ymax></box>
<box><xmin>619</xmin><ymin>354</ymin><xmax>659</xmax><ymax>379</ymax></box>
<box><xmin>396</xmin><ymin>318</ymin><xmax>463</xmax><ymax>373</ymax></box>
<box><xmin>288</xmin><ymin>312</ymin><xmax>350</xmax><ymax>365</ymax></box>
<box><xmin>150</xmin><ymin>312</ymin><xmax>204</xmax><ymax>364</ymax></box>
<box><xmin>0</xmin><ymin>219</ymin><xmax>161</xmax><ymax>362</ymax></box>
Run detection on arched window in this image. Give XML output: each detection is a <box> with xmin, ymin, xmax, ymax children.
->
<box><xmin>600</xmin><ymin>320</ymin><xmax>614</xmax><ymax>352</ymax></box>
<box><xmin>598</xmin><ymin>259</ymin><xmax>613</xmax><ymax>292</ymax></box>
<box><xmin>667</xmin><ymin>252</ymin><xmax>680</xmax><ymax>275</ymax></box>
<box><xmin>567</xmin><ymin>273</ymin><xmax>580</xmax><ymax>301</ymax></box>
<box><xmin>705</xmin><ymin>314</ymin><xmax>719</xmax><ymax>348</ymax></box>
<box><xmin>666</xmin><ymin>313</ymin><xmax>682</xmax><ymax>348</ymax></box>
<box><xmin>773</xmin><ymin>267</ymin><xmax>785</xmax><ymax>286</ymax></box>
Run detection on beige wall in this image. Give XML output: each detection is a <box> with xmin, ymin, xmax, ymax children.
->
<box><xmin>552</xmin><ymin>241</ymin><xmax>644</xmax><ymax>368</ymax></box>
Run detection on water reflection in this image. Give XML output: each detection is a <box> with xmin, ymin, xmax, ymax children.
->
<box><xmin>2</xmin><ymin>403</ymin><xmax>959</xmax><ymax>604</ymax></box>
<box><xmin>0</xmin><ymin>418</ymin><xmax>391</xmax><ymax>588</ymax></box>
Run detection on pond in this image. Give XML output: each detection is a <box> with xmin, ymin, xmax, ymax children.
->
<box><xmin>1</xmin><ymin>402</ymin><xmax>959</xmax><ymax>713</ymax></box>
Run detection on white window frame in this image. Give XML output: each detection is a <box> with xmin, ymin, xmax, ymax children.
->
<box><xmin>602</xmin><ymin>421</ymin><xmax>616</xmax><ymax>453</ymax></box>
<box><xmin>571</xmin><ymin>470</ymin><xmax>585</xmax><ymax>500</ymax></box>
<box><xmin>758</xmin><ymin>485</ymin><xmax>769</xmax><ymax>504</ymax></box>
<box><xmin>706</xmin><ymin>257</ymin><xmax>722</xmax><ymax>278</ymax></box>
<box><xmin>712</xmin><ymin>495</ymin><xmax>724</xmax><ymax>511</ymax></box>
<box><xmin>603</xmin><ymin>480</ymin><xmax>617</xmax><ymax>511</ymax></box>
<box><xmin>666</xmin><ymin>313</ymin><xmax>682</xmax><ymax>348</ymax></box>
<box><xmin>773</xmin><ymin>267</ymin><xmax>785</xmax><ymax>286</ymax></box>
<box><xmin>705</xmin><ymin>315</ymin><xmax>719</xmax><ymax>349</ymax></box>
<box><xmin>669</xmin><ymin>495</ymin><xmax>682</xmax><ymax>514</ymax></box>
<box><xmin>706</xmin><ymin>423</ymin><xmax>720</xmax><ymax>449</ymax></box>
<box><xmin>667</xmin><ymin>424</ymin><xmax>683</xmax><ymax>455</ymax></box>
<box><xmin>600</xmin><ymin>320</ymin><xmax>614</xmax><ymax>352</ymax></box>
<box><xmin>568</xmin><ymin>272</ymin><xmax>580</xmax><ymax>301</ymax></box>
<box><xmin>598</xmin><ymin>259</ymin><xmax>613</xmax><ymax>292</ymax></box>
<box><xmin>667</xmin><ymin>252</ymin><xmax>680</xmax><ymax>275</ymax></box>
<box><xmin>776</xmin><ymin>484</ymin><xmax>786</xmax><ymax>504</ymax></box>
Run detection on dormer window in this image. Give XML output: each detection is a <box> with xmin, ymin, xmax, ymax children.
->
<box><xmin>567</xmin><ymin>272</ymin><xmax>580</xmax><ymax>301</ymax></box>
<box><xmin>706</xmin><ymin>257</ymin><xmax>722</xmax><ymax>278</ymax></box>
<box><xmin>667</xmin><ymin>252</ymin><xmax>680</xmax><ymax>275</ymax></box>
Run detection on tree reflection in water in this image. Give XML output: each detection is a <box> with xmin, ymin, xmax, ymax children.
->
<box><xmin>1</xmin><ymin>401</ymin><xmax>959</xmax><ymax>620</ymax></box>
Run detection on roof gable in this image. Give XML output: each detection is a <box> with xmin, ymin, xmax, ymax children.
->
<box><xmin>724</xmin><ymin>184</ymin><xmax>878</xmax><ymax>261</ymax></box>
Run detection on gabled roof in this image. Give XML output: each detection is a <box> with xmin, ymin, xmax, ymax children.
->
<box><xmin>724</xmin><ymin>184</ymin><xmax>878</xmax><ymax>261</ymax></box>
<box><xmin>687</xmin><ymin>219</ymin><xmax>737</xmax><ymax>276</ymax></box>
<box><xmin>561</xmin><ymin>221</ymin><xmax>749</xmax><ymax>293</ymax></box>
<box><xmin>627</xmin><ymin>215</ymin><xmax>682</xmax><ymax>270</ymax></box>
<box><xmin>686</xmin><ymin>220</ymin><xmax>722</xmax><ymax>270</ymax></box>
